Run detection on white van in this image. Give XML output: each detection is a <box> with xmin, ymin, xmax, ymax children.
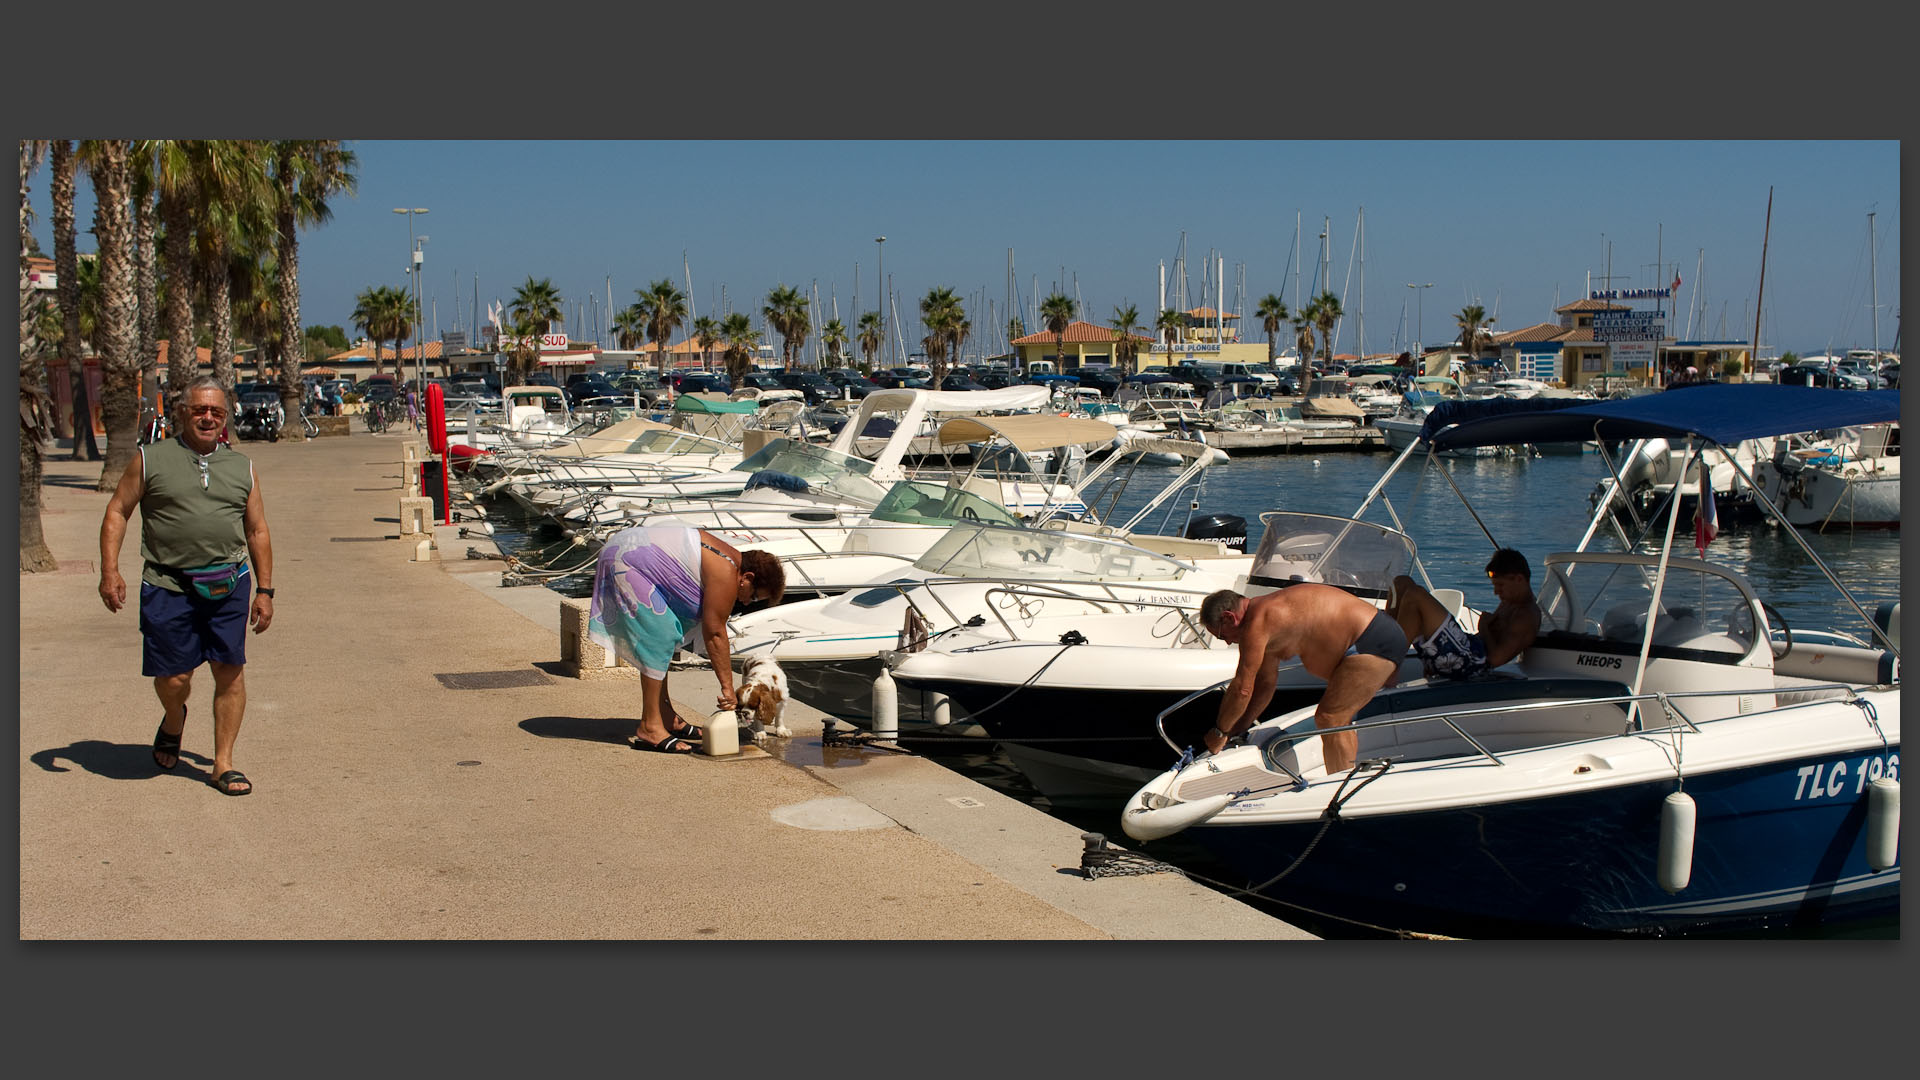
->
<box><xmin>1194</xmin><ymin>360</ymin><xmax>1278</xmax><ymax>388</ymax></box>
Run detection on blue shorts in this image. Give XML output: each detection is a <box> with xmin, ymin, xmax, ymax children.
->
<box><xmin>1412</xmin><ymin>616</ymin><xmax>1489</xmax><ymax>681</ymax></box>
<box><xmin>140</xmin><ymin>575</ymin><xmax>250</xmax><ymax>677</ymax></box>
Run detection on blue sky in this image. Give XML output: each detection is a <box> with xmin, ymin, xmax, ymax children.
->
<box><xmin>26</xmin><ymin>140</ymin><xmax>1902</xmax><ymax>360</ymax></box>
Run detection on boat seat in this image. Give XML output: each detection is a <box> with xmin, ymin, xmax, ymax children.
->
<box><xmin>1430</xmin><ymin>588</ymin><xmax>1465</xmax><ymax>618</ymax></box>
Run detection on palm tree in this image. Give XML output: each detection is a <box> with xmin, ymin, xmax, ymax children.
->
<box><xmin>149</xmin><ymin>140</ymin><xmax>200</xmax><ymax>394</ymax></box>
<box><xmin>819</xmin><ymin>318</ymin><xmax>848</xmax><ymax>368</ymax></box>
<box><xmin>920</xmin><ymin>286</ymin><xmax>963</xmax><ymax>384</ymax></box>
<box><xmin>352</xmin><ymin>285</ymin><xmax>393</xmax><ymax>376</ymax></box>
<box><xmin>50</xmin><ymin>140</ymin><xmax>99</xmax><ymax>460</ymax></box>
<box><xmin>1309</xmin><ymin>290</ymin><xmax>1343</xmax><ymax>369</ymax></box>
<box><xmin>1456</xmin><ymin>304</ymin><xmax>1493</xmax><ymax>361</ymax></box>
<box><xmin>187</xmin><ymin>141</ymin><xmax>271</xmax><ymax>392</ymax></box>
<box><xmin>692</xmin><ymin>315</ymin><xmax>722</xmax><ymax>371</ymax></box>
<box><xmin>1291</xmin><ymin>305</ymin><xmax>1317</xmax><ymax>364</ymax></box>
<box><xmin>856</xmin><ymin>311</ymin><xmax>884</xmax><ymax>371</ymax></box>
<box><xmin>1040</xmin><ymin>292</ymin><xmax>1075</xmax><ymax>372</ymax></box>
<box><xmin>1155</xmin><ymin>307</ymin><xmax>1184</xmax><ymax>364</ymax></box>
<box><xmin>1256</xmin><ymin>294</ymin><xmax>1289</xmax><ymax>363</ymax></box>
<box><xmin>634</xmin><ymin>278</ymin><xmax>687</xmax><ymax>374</ymax></box>
<box><xmin>611</xmin><ymin>304</ymin><xmax>645</xmax><ymax>350</ymax></box>
<box><xmin>130</xmin><ymin>149</ymin><xmax>159</xmax><ymax>401</ymax></box>
<box><xmin>380</xmin><ymin>284</ymin><xmax>414</xmax><ymax>379</ymax></box>
<box><xmin>19</xmin><ymin>139</ymin><xmax>59</xmax><ymax>571</ymax></box>
<box><xmin>720</xmin><ymin>311</ymin><xmax>758</xmax><ymax>384</ymax></box>
<box><xmin>762</xmin><ymin>284</ymin><xmax>808</xmax><ymax>369</ymax></box>
<box><xmin>1110</xmin><ymin>303</ymin><xmax>1141</xmax><ymax>375</ymax></box>
<box><xmin>85</xmin><ymin>139</ymin><xmax>141</xmax><ymax>490</ymax></box>
<box><xmin>509</xmin><ymin>276</ymin><xmax>563</xmax><ymax>382</ymax></box>
<box><xmin>269</xmin><ymin>140</ymin><xmax>357</xmax><ymax>436</ymax></box>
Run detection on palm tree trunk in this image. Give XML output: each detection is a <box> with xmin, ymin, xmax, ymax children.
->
<box><xmin>19</xmin><ymin>139</ymin><xmax>58</xmax><ymax>571</ymax></box>
<box><xmin>275</xmin><ymin>152</ymin><xmax>306</xmax><ymax>440</ymax></box>
<box><xmin>161</xmin><ymin>186</ymin><xmax>196</xmax><ymax>393</ymax></box>
<box><xmin>134</xmin><ymin>173</ymin><xmax>158</xmax><ymax>403</ymax></box>
<box><xmin>52</xmin><ymin>141</ymin><xmax>100</xmax><ymax>460</ymax></box>
<box><xmin>207</xmin><ymin>239</ymin><xmax>236</xmax><ymax>390</ymax></box>
<box><xmin>89</xmin><ymin>140</ymin><xmax>141</xmax><ymax>491</ymax></box>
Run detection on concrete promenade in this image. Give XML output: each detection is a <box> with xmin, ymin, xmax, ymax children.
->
<box><xmin>17</xmin><ymin>425</ymin><xmax>1313</xmax><ymax>940</ymax></box>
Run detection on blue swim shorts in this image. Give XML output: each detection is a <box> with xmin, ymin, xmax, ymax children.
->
<box><xmin>140</xmin><ymin>573</ymin><xmax>250</xmax><ymax>677</ymax></box>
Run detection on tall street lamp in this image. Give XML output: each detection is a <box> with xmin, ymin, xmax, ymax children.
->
<box><xmin>394</xmin><ymin>207</ymin><xmax>429</xmax><ymax>392</ymax></box>
<box><xmin>1406</xmin><ymin>282</ymin><xmax>1433</xmax><ymax>366</ymax></box>
<box><xmin>875</xmin><ymin>236</ymin><xmax>886</xmax><ymax>368</ymax></box>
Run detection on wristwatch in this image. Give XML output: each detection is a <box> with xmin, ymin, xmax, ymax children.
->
<box><xmin>256</xmin><ymin>588</ymin><xmax>275</xmax><ymax>598</ymax></box>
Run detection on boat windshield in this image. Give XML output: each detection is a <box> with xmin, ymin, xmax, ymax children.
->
<box><xmin>914</xmin><ymin>523</ymin><xmax>1190</xmax><ymax>581</ymax></box>
<box><xmin>747</xmin><ymin>441</ymin><xmax>888</xmax><ymax>504</ymax></box>
<box><xmin>625</xmin><ymin>429</ymin><xmax>735</xmax><ymax>455</ymax></box>
<box><xmin>727</xmin><ymin>439</ymin><xmax>791</xmax><ymax>473</ymax></box>
<box><xmin>1247</xmin><ymin>511</ymin><xmax>1417</xmax><ymax>598</ymax></box>
<box><xmin>1534</xmin><ymin>554</ymin><xmax>1760</xmax><ymax>663</ymax></box>
<box><xmin>870</xmin><ymin>481</ymin><xmax>1021</xmax><ymax>528</ymax></box>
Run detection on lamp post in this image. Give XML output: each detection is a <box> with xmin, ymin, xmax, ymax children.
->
<box><xmin>393</xmin><ymin>207</ymin><xmax>428</xmax><ymax>392</ymax></box>
<box><xmin>874</xmin><ymin>236</ymin><xmax>886</xmax><ymax>368</ymax></box>
<box><xmin>1406</xmin><ymin>282</ymin><xmax>1433</xmax><ymax>366</ymax></box>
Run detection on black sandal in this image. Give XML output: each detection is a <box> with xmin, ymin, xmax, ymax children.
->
<box><xmin>628</xmin><ymin>733</ymin><xmax>696</xmax><ymax>754</ymax></box>
<box><xmin>209</xmin><ymin>769</ymin><xmax>252</xmax><ymax>796</ymax></box>
<box><xmin>666</xmin><ymin>717</ymin><xmax>703</xmax><ymax>741</ymax></box>
<box><xmin>152</xmin><ymin>720</ymin><xmax>183</xmax><ymax>772</ymax></box>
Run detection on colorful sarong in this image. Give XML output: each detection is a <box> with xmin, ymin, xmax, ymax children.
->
<box><xmin>587</xmin><ymin>526</ymin><xmax>705</xmax><ymax>679</ymax></box>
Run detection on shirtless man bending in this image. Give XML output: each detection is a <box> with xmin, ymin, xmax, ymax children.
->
<box><xmin>1387</xmin><ymin>548</ymin><xmax>1541</xmax><ymax>682</ymax></box>
<box><xmin>1198</xmin><ymin>583</ymin><xmax>1408</xmax><ymax>774</ymax></box>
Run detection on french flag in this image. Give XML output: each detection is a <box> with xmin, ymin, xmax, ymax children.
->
<box><xmin>1694</xmin><ymin>465</ymin><xmax>1718</xmax><ymax>555</ymax></box>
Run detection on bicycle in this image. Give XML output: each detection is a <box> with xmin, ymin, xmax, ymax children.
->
<box><xmin>364</xmin><ymin>399</ymin><xmax>393</xmax><ymax>434</ymax></box>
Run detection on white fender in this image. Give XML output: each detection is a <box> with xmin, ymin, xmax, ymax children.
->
<box><xmin>1657</xmin><ymin>790</ymin><xmax>1696</xmax><ymax>893</ymax></box>
<box><xmin>871</xmin><ymin>666</ymin><xmax>898</xmax><ymax>739</ymax></box>
<box><xmin>1122</xmin><ymin>792</ymin><xmax>1233</xmax><ymax>842</ymax></box>
<box><xmin>1866</xmin><ymin>777</ymin><xmax>1899</xmax><ymax>872</ymax></box>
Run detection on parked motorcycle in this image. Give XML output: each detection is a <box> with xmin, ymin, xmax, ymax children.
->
<box><xmin>235</xmin><ymin>402</ymin><xmax>282</xmax><ymax>442</ymax></box>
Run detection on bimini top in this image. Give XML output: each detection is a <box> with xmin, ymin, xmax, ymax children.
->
<box><xmin>672</xmin><ymin>394</ymin><xmax>760</xmax><ymax>415</ymax></box>
<box><xmin>935</xmin><ymin>413</ymin><xmax>1124</xmax><ymax>453</ymax></box>
<box><xmin>1422</xmin><ymin>385</ymin><xmax>1901</xmax><ymax>450</ymax></box>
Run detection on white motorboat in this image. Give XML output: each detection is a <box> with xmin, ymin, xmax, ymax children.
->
<box><xmin>1120</xmin><ymin>384</ymin><xmax>1902</xmax><ymax>938</ymax></box>
<box><xmin>882</xmin><ymin>509</ymin><xmax>1454</xmax><ymax>803</ymax></box>
<box><xmin>1751</xmin><ymin>422</ymin><xmax>1899</xmax><ymax>530</ymax></box>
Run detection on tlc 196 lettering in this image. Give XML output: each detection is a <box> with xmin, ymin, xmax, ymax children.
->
<box><xmin>1792</xmin><ymin>753</ymin><xmax>1899</xmax><ymax>801</ymax></box>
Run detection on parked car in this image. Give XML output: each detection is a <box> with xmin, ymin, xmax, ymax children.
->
<box><xmin>1833</xmin><ymin>361</ymin><xmax>1879</xmax><ymax>389</ymax></box>
<box><xmin>976</xmin><ymin>370</ymin><xmax>1022</xmax><ymax>390</ymax></box>
<box><xmin>823</xmin><ymin>369</ymin><xmax>882</xmax><ymax>398</ymax></box>
<box><xmin>1878</xmin><ymin>363</ymin><xmax>1900</xmax><ymax>389</ymax></box>
<box><xmin>773</xmin><ymin>370</ymin><xmax>840</xmax><ymax>404</ymax></box>
<box><xmin>872</xmin><ymin>372</ymin><xmax>930</xmax><ymax>390</ymax></box>
<box><xmin>1074</xmin><ymin>368</ymin><xmax>1121</xmax><ymax>398</ymax></box>
<box><xmin>565</xmin><ymin>375</ymin><xmax>624</xmax><ymax>407</ymax></box>
<box><xmin>667</xmin><ymin>371</ymin><xmax>731</xmax><ymax>395</ymax></box>
<box><xmin>939</xmin><ymin>374</ymin><xmax>989</xmax><ymax>392</ymax></box>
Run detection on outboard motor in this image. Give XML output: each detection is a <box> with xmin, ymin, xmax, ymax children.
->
<box><xmin>1185</xmin><ymin>512</ymin><xmax>1247</xmax><ymax>552</ymax></box>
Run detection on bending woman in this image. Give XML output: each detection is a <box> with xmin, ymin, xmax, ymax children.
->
<box><xmin>588</xmin><ymin>526</ymin><xmax>786</xmax><ymax>753</ymax></box>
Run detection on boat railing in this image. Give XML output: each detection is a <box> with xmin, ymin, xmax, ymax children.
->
<box><xmin>851</xmin><ymin>576</ymin><xmax>1215</xmax><ymax>649</ymax></box>
<box><xmin>1152</xmin><ymin>680</ymin><xmax>1880</xmax><ymax>772</ymax></box>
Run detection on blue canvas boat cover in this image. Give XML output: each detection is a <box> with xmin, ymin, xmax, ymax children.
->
<box><xmin>1422</xmin><ymin>385</ymin><xmax>1901</xmax><ymax>450</ymax></box>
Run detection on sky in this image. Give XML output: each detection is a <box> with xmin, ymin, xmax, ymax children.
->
<box><xmin>24</xmin><ymin>140</ymin><xmax>1902</xmax><ymax>362</ymax></box>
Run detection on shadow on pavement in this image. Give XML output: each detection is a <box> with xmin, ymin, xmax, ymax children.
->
<box><xmin>519</xmin><ymin>715</ymin><xmax>636</xmax><ymax>745</ymax></box>
<box><xmin>29</xmin><ymin>738</ymin><xmax>213</xmax><ymax>780</ymax></box>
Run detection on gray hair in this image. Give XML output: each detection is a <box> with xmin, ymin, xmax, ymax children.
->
<box><xmin>173</xmin><ymin>376</ymin><xmax>232</xmax><ymax>420</ymax></box>
<box><xmin>1199</xmin><ymin>590</ymin><xmax>1244</xmax><ymax>633</ymax></box>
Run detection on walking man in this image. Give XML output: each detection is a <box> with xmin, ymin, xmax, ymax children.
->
<box><xmin>1198</xmin><ymin>584</ymin><xmax>1408</xmax><ymax>774</ymax></box>
<box><xmin>100</xmin><ymin>376</ymin><xmax>275</xmax><ymax>796</ymax></box>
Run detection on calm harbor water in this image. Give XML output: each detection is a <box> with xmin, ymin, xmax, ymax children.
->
<box><xmin>477</xmin><ymin>447</ymin><xmax>1900</xmax><ymax>937</ymax></box>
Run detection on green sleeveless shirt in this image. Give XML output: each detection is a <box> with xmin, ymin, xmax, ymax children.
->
<box><xmin>138</xmin><ymin>437</ymin><xmax>255</xmax><ymax>592</ymax></box>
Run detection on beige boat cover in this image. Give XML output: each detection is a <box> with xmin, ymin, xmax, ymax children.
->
<box><xmin>935</xmin><ymin>413</ymin><xmax>1127</xmax><ymax>452</ymax></box>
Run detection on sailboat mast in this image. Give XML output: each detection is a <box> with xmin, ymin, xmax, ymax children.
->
<box><xmin>1357</xmin><ymin>207</ymin><xmax>1366</xmax><ymax>361</ymax></box>
<box><xmin>1751</xmin><ymin>186</ymin><xmax>1773</xmax><ymax>376</ymax></box>
<box><xmin>1869</xmin><ymin>210</ymin><xmax>1880</xmax><ymax>355</ymax></box>
<box><xmin>1292</xmin><ymin>211</ymin><xmax>1301</xmax><ymax>311</ymax></box>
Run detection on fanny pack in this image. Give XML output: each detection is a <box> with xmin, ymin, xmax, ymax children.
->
<box><xmin>178</xmin><ymin>562</ymin><xmax>246</xmax><ymax>601</ymax></box>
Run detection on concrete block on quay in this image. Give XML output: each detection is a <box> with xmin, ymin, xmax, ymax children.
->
<box><xmin>398</xmin><ymin>496</ymin><xmax>434</xmax><ymax>538</ymax></box>
<box><xmin>559</xmin><ymin>596</ymin><xmax>635</xmax><ymax>680</ymax></box>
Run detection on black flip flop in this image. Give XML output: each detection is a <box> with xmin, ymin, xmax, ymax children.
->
<box><xmin>666</xmin><ymin>717</ymin><xmax>703</xmax><ymax>742</ymax></box>
<box><xmin>153</xmin><ymin>721</ymin><xmax>183</xmax><ymax>772</ymax></box>
<box><xmin>209</xmin><ymin>769</ymin><xmax>252</xmax><ymax>796</ymax></box>
<box><xmin>629</xmin><ymin>734</ymin><xmax>696</xmax><ymax>754</ymax></box>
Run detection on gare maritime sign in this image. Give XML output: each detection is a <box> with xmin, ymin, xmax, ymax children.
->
<box><xmin>1589</xmin><ymin>288</ymin><xmax>1674</xmax><ymax>301</ymax></box>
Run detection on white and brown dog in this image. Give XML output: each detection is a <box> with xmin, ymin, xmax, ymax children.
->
<box><xmin>735</xmin><ymin>655</ymin><xmax>791</xmax><ymax>743</ymax></box>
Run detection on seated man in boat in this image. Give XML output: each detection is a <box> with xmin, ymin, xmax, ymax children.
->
<box><xmin>1387</xmin><ymin>548</ymin><xmax>1541</xmax><ymax>682</ymax></box>
<box><xmin>1198</xmin><ymin>584</ymin><xmax>1408</xmax><ymax>774</ymax></box>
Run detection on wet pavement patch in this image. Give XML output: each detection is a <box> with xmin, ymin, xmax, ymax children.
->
<box><xmin>329</xmin><ymin>536</ymin><xmax>390</xmax><ymax>542</ymax></box>
<box><xmin>770</xmin><ymin>797</ymin><xmax>894</xmax><ymax>831</ymax></box>
<box><xmin>434</xmin><ymin>670</ymin><xmax>555</xmax><ymax>690</ymax></box>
